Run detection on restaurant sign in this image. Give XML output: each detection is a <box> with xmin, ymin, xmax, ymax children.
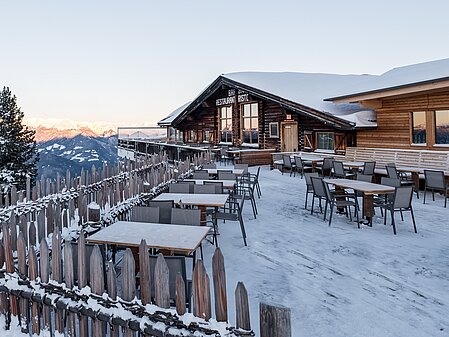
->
<box><xmin>216</xmin><ymin>89</ymin><xmax>250</xmax><ymax>106</ymax></box>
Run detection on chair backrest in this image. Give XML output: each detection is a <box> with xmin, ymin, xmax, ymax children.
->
<box><xmin>218</xmin><ymin>172</ymin><xmax>236</xmax><ymax>180</ymax></box>
<box><xmin>424</xmin><ymin>170</ymin><xmax>445</xmax><ymax>189</ymax></box>
<box><xmin>202</xmin><ymin>163</ymin><xmax>217</xmax><ymax>169</ymax></box>
<box><xmin>322</xmin><ymin>157</ymin><xmax>334</xmax><ymax>170</ymax></box>
<box><xmin>149</xmin><ymin>255</ymin><xmax>187</xmax><ymax>302</ymax></box>
<box><xmin>322</xmin><ymin>180</ymin><xmax>334</xmax><ymax>201</ymax></box>
<box><xmin>304</xmin><ymin>172</ymin><xmax>320</xmax><ymax>187</ymax></box>
<box><xmin>147</xmin><ymin>200</ymin><xmax>174</xmax><ymax>223</ymax></box>
<box><xmin>293</xmin><ymin>156</ymin><xmax>303</xmax><ymax>169</ymax></box>
<box><xmin>387</xmin><ymin>162</ymin><xmax>396</xmax><ymax>168</ymax></box>
<box><xmin>192</xmin><ymin>170</ymin><xmax>210</xmax><ymax>180</ymax></box>
<box><xmin>386</xmin><ymin>165</ymin><xmax>399</xmax><ymax>179</ymax></box>
<box><xmin>310</xmin><ymin>177</ymin><xmax>326</xmax><ymax>198</ymax></box>
<box><xmin>362</xmin><ymin>161</ymin><xmax>376</xmax><ymax>175</ymax></box>
<box><xmin>380</xmin><ymin>177</ymin><xmax>401</xmax><ymax>187</ymax></box>
<box><xmin>204</xmin><ymin>181</ymin><xmax>224</xmax><ymax>194</ymax></box>
<box><xmin>130</xmin><ymin>206</ymin><xmax>160</xmax><ymax>223</ymax></box>
<box><xmin>168</xmin><ymin>183</ymin><xmax>191</xmax><ymax>194</ymax></box>
<box><xmin>393</xmin><ymin>186</ymin><xmax>413</xmax><ymax>209</ymax></box>
<box><xmin>170</xmin><ymin>208</ymin><xmax>201</xmax><ymax>226</ymax></box>
<box><xmin>193</xmin><ymin>184</ymin><xmax>216</xmax><ymax>194</ymax></box>
<box><xmin>282</xmin><ymin>155</ymin><xmax>292</xmax><ymax>168</ymax></box>
<box><xmin>254</xmin><ymin>166</ymin><xmax>261</xmax><ymax>179</ymax></box>
<box><xmin>235</xmin><ymin>164</ymin><xmax>249</xmax><ymax>173</ymax></box>
<box><xmin>357</xmin><ymin>174</ymin><xmax>373</xmax><ymax>183</ymax></box>
<box><xmin>333</xmin><ymin>161</ymin><xmax>345</xmax><ymax>178</ymax></box>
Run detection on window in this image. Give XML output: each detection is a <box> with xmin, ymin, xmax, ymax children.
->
<box><xmin>242</xmin><ymin>103</ymin><xmax>259</xmax><ymax>144</ymax></box>
<box><xmin>188</xmin><ymin>130</ymin><xmax>197</xmax><ymax>142</ymax></box>
<box><xmin>204</xmin><ymin>130</ymin><xmax>210</xmax><ymax>142</ymax></box>
<box><xmin>168</xmin><ymin>127</ymin><xmax>176</xmax><ymax>142</ymax></box>
<box><xmin>219</xmin><ymin>106</ymin><xmax>232</xmax><ymax>143</ymax></box>
<box><xmin>435</xmin><ymin>110</ymin><xmax>449</xmax><ymax>145</ymax></box>
<box><xmin>412</xmin><ymin>111</ymin><xmax>426</xmax><ymax>144</ymax></box>
<box><xmin>316</xmin><ymin>132</ymin><xmax>334</xmax><ymax>150</ymax></box>
<box><xmin>269</xmin><ymin>122</ymin><xmax>279</xmax><ymax>138</ymax></box>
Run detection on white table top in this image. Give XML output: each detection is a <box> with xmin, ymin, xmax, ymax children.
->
<box><xmin>206</xmin><ymin>168</ymin><xmax>245</xmax><ymax>176</ymax></box>
<box><xmin>153</xmin><ymin>193</ymin><xmax>229</xmax><ymax>207</ymax></box>
<box><xmin>183</xmin><ymin>179</ymin><xmax>236</xmax><ymax>189</ymax></box>
<box><xmin>324</xmin><ymin>178</ymin><xmax>395</xmax><ymax>195</ymax></box>
<box><xmin>86</xmin><ymin>221</ymin><xmax>210</xmax><ymax>253</ymax></box>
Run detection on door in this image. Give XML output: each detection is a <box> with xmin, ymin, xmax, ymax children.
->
<box><xmin>281</xmin><ymin>122</ymin><xmax>298</xmax><ymax>152</ymax></box>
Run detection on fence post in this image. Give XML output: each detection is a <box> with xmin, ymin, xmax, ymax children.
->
<box><xmin>51</xmin><ymin>229</ymin><xmax>64</xmax><ymax>333</ymax></box>
<box><xmin>64</xmin><ymin>241</ymin><xmax>76</xmax><ymax>337</ymax></box>
<box><xmin>154</xmin><ymin>253</ymin><xmax>170</xmax><ymax>309</ymax></box>
<box><xmin>78</xmin><ymin>232</ymin><xmax>88</xmax><ymax>337</ymax></box>
<box><xmin>260</xmin><ymin>303</ymin><xmax>291</xmax><ymax>337</ymax></box>
<box><xmin>121</xmin><ymin>248</ymin><xmax>136</xmax><ymax>337</ymax></box>
<box><xmin>0</xmin><ymin>241</ymin><xmax>9</xmax><ymax>328</ymax></box>
<box><xmin>107</xmin><ymin>262</ymin><xmax>119</xmax><ymax>337</ymax></box>
<box><xmin>17</xmin><ymin>233</ymin><xmax>29</xmax><ymax>333</ymax></box>
<box><xmin>39</xmin><ymin>238</ymin><xmax>51</xmax><ymax>333</ymax></box>
<box><xmin>235</xmin><ymin>282</ymin><xmax>251</xmax><ymax>331</ymax></box>
<box><xmin>90</xmin><ymin>245</ymin><xmax>106</xmax><ymax>337</ymax></box>
<box><xmin>193</xmin><ymin>260</ymin><xmax>211</xmax><ymax>320</ymax></box>
<box><xmin>2</xmin><ymin>223</ymin><xmax>18</xmax><ymax>318</ymax></box>
<box><xmin>175</xmin><ymin>274</ymin><xmax>186</xmax><ymax>315</ymax></box>
<box><xmin>212</xmin><ymin>248</ymin><xmax>228</xmax><ymax>322</ymax></box>
<box><xmin>139</xmin><ymin>240</ymin><xmax>151</xmax><ymax>305</ymax></box>
<box><xmin>28</xmin><ymin>246</ymin><xmax>40</xmax><ymax>335</ymax></box>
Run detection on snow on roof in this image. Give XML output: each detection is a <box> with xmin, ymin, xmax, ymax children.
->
<box><xmin>327</xmin><ymin>58</ymin><xmax>449</xmax><ymax>99</ymax></box>
<box><xmin>223</xmin><ymin>72</ymin><xmax>376</xmax><ymax>127</ymax></box>
<box><xmin>158</xmin><ymin>101</ymin><xmax>192</xmax><ymax>126</ymax></box>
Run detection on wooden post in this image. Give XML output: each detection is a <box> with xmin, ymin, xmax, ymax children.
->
<box><xmin>139</xmin><ymin>240</ymin><xmax>151</xmax><ymax>305</ymax></box>
<box><xmin>28</xmin><ymin>222</ymin><xmax>37</xmax><ymax>248</ymax></box>
<box><xmin>175</xmin><ymin>274</ymin><xmax>186</xmax><ymax>316</ymax></box>
<box><xmin>154</xmin><ymin>254</ymin><xmax>170</xmax><ymax>309</ymax></box>
<box><xmin>26</xmin><ymin>177</ymin><xmax>31</xmax><ymax>201</ymax></box>
<box><xmin>107</xmin><ymin>262</ymin><xmax>119</xmax><ymax>337</ymax></box>
<box><xmin>28</xmin><ymin>247</ymin><xmax>40</xmax><ymax>335</ymax></box>
<box><xmin>212</xmin><ymin>248</ymin><xmax>228</xmax><ymax>322</ymax></box>
<box><xmin>2</xmin><ymin>223</ymin><xmax>18</xmax><ymax>317</ymax></box>
<box><xmin>0</xmin><ymin>242</ymin><xmax>9</xmax><ymax>328</ymax></box>
<box><xmin>9</xmin><ymin>216</ymin><xmax>17</xmax><ymax>251</ymax></box>
<box><xmin>90</xmin><ymin>245</ymin><xmax>106</xmax><ymax>337</ymax></box>
<box><xmin>87</xmin><ymin>202</ymin><xmax>101</xmax><ymax>224</ymax></box>
<box><xmin>193</xmin><ymin>260</ymin><xmax>211</xmax><ymax>320</ymax></box>
<box><xmin>121</xmin><ymin>248</ymin><xmax>136</xmax><ymax>337</ymax></box>
<box><xmin>51</xmin><ymin>229</ymin><xmax>63</xmax><ymax>333</ymax></box>
<box><xmin>17</xmin><ymin>233</ymin><xmax>29</xmax><ymax>332</ymax></box>
<box><xmin>235</xmin><ymin>282</ymin><xmax>251</xmax><ymax>331</ymax></box>
<box><xmin>39</xmin><ymin>238</ymin><xmax>51</xmax><ymax>333</ymax></box>
<box><xmin>78</xmin><ymin>232</ymin><xmax>88</xmax><ymax>337</ymax></box>
<box><xmin>64</xmin><ymin>241</ymin><xmax>76</xmax><ymax>337</ymax></box>
<box><xmin>260</xmin><ymin>303</ymin><xmax>291</xmax><ymax>337</ymax></box>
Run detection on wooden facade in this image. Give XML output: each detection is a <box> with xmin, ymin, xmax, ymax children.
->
<box><xmin>351</xmin><ymin>89</ymin><xmax>449</xmax><ymax>150</ymax></box>
<box><xmin>165</xmin><ymin>78</ymin><xmax>355</xmax><ymax>153</ymax></box>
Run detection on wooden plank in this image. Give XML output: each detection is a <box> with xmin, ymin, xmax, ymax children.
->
<box><xmin>64</xmin><ymin>241</ymin><xmax>76</xmax><ymax>337</ymax></box>
<box><xmin>212</xmin><ymin>247</ymin><xmax>228</xmax><ymax>322</ymax></box>
<box><xmin>235</xmin><ymin>282</ymin><xmax>251</xmax><ymax>330</ymax></box>
<box><xmin>193</xmin><ymin>260</ymin><xmax>211</xmax><ymax>320</ymax></box>
<box><xmin>2</xmin><ymin>223</ymin><xmax>18</xmax><ymax>317</ymax></box>
<box><xmin>0</xmin><ymin>241</ymin><xmax>9</xmax><ymax>326</ymax></box>
<box><xmin>38</xmin><ymin>210</ymin><xmax>45</xmax><ymax>244</ymax></box>
<box><xmin>175</xmin><ymin>273</ymin><xmax>186</xmax><ymax>316</ymax></box>
<box><xmin>121</xmin><ymin>248</ymin><xmax>136</xmax><ymax>337</ymax></box>
<box><xmin>28</xmin><ymin>246</ymin><xmax>40</xmax><ymax>335</ymax></box>
<box><xmin>28</xmin><ymin>222</ymin><xmax>37</xmax><ymax>248</ymax></box>
<box><xmin>9</xmin><ymin>216</ymin><xmax>17</xmax><ymax>252</ymax></box>
<box><xmin>77</xmin><ymin>232</ymin><xmax>88</xmax><ymax>337</ymax></box>
<box><xmin>106</xmin><ymin>262</ymin><xmax>119</xmax><ymax>337</ymax></box>
<box><xmin>139</xmin><ymin>240</ymin><xmax>151</xmax><ymax>305</ymax></box>
<box><xmin>39</xmin><ymin>238</ymin><xmax>51</xmax><ymax>333</ymax></box>
<box><xmin>154</xmin><ymin>254</ymin><xmax>170</xmax><ymax>309</ymax></box>
<box><xmin>260</xmin><ymin>302</ymin><xmax>291</xmax><ymax>337</ymax></box>
<box><xmin>51</xmin><ymin>230</ymin><xmax>64</xmax><ymax>333</ymax></box>
<box><xmin>90</xmin><ymin>245</ymin><xmax>106</xmax><ymax>337</ymax></box>
<box><xmin>17</xmin><ymin>233</ymin><xmax>29</xmax><ymax>332</ymax></box>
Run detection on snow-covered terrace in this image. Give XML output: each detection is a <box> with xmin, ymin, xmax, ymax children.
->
<box><xmin>202</xmin><ymin>165</ymin><xmax>449</xmax><ymax>337</ymax></box>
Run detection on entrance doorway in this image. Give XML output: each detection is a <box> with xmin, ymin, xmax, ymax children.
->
<box><xmin>281</xmin><ymin>122</ymin><xmax>298</xmax><ymax>152</ymax></box>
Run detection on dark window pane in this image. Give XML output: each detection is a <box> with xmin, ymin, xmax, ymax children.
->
<box><xmin>412</xmin><ymin>111</ymin><xmax>426</xmax><ymax>144</ymax></box>
<box><xmin>435</xmin><ymin>110</ymin><xmax>449</xmax><ymax>144</ymax></box>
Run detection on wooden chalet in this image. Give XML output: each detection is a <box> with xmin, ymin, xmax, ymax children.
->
<box><xmin>158</xmin><ymin>72</ymin><xmax>376</xmax><ymax>155</ymax></box>
<box><xmin>326</xmin><ymin>58</ymin><xmax>449</xmax><ymax>150</ymax></box>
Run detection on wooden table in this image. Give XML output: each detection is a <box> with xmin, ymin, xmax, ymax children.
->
<box><xmin>324</xmin><ymin>178</ymin><xmax>395</xmax><ymax>225</ymax></box>
<box><xmin>183</xmin><ymin>179</ymin><xmax>236</xmax><ymax>190</ymax></box>
<box><xmin>292</xmin><ymin>155</ymin><xmax>323</xmax><ymax>171</ymax></box>
<box><xmin>343</xmin><ymin>161</ymin><xmax>365</xmax><ymax>173</ymax></box>
<box><xmin>86</xmin><ymin>221</ymin><xmax>209</xmax><ymax>255</ymax></box>
<box><xmin>205</xmin><ymin>168</ymin><xmax>245</xmax><ymax>176</ymax></box>
<box><xmin>396</xmin><ymin>166</ymin><xmax>449</xmax><ymax>191</ymax></box>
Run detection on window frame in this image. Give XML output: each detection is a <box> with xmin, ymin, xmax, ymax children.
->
<box><xmin>219</xmin><ymin>106</ymin><xmax>233</xmax><ymax>144</ymax></box>
<box><xmin>241</xmin><ymin>102</ymin><xmax>259</xmax><ymax>145</ymax></box>
<box><xmin>434</xmin><ymin>110</ymin><xmax>449</xmax><ymax>145</ymax></box>
<box><xmin>315</xmin><ymin>132</ymin><xmax>335</xmax><ymax>151</ymax></box>
<box><xmin>411</xmin><ymin>111</ymin><xmax>427</xmax><ymax>145</ymax></box>
<box><xmin>269</xmin><ymin>122</ymin><xmax>279</xmax><ymax>138</ymax></box>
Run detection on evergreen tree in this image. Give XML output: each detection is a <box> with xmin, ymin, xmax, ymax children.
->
<box><xmin>0</xmin><ymin>87</ymin><xmax>39</xmax><ymax>193</ymax></box>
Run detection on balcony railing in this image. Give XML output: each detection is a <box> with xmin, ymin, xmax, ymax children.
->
<box><xmin>118</xmin><ymin>126</ymin><xmax>166</xmax><ymax>141</ymax></box>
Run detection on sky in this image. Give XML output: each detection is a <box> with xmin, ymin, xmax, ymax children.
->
<box><xmin>1</xmin><ymin>1</ymin><xmax>449</xmax><ymax>126</ymax></box>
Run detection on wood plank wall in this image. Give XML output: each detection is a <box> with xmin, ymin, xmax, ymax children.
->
<box><xmin>357</xmin><ymin>89</ymin><xmax>449</xmax><ymax>150</ymax></box>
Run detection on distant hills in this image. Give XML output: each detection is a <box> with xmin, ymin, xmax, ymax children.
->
<box><xmin>25</xmin><ymin>118</ymin><xmax>120</xmax><ymax>180</ymax></box>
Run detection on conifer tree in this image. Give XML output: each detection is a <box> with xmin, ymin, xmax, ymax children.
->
<box><xmin>0</xmin><ymin>87</ymin><xmax>39</xmax><ymax>192</ymax></box>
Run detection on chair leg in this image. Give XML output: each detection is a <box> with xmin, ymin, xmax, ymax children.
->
<box><xmin>239</xmin><ymin>217</ymin><xmax>247</xmax><ymax>246</ymax></box>
<box><xmin>400</xmin><ymin>210</ymin><xmax>404</xmax><ymax>221</ymax></box>
<box><xmin>200</xmin><ymin>243</ymin><xmax>204</xmax><ymax>260</ymax></box>
<box><xmin>323</xmin><ymin>201</ymin><xmax>328</xmax><ymax>221</ymax></box>
<box><xmin>328</xmin><ymin>204</ymin><xmax>334</xmax><ymax>226</ymax></box>
<box><xmin>391</xmin><ymin>209</ymin><xmax>397</xmax><ymax>235</ymax></box>
<box><xmin>432</xmin><ymin>190</ymin><xmax>435</xmax><ymax>201</ymax></box>
<box><xmin>410</xmin><ymin>207</ymin><xmax>417</xmax><ymax>233</ymax></box>
<box><xmin>423</xmin><ymin>187</ymin><xmax>426</xmax><ymax>204</ymax></box>
<box><xmin>305</xmin><ymin>190</ymin><xmax>309</xmax><ymax>210</ymax></box>
<box><xmin>311</xmin><ymin>195</ymin><xmax>315</xmax><ymax>215</ymax></box>
<box><xmin>384</xmin><ymin>209</ymin><xmax>387</xmax><ymax>226</ymax></box>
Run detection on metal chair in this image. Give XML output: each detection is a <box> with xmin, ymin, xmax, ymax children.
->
<box><xmin>356</xmin><ymin>174</ymin><xmax>373</xmax><ymax>183</ymax></box>
<box><xmin>202</xmin><ymin>163</ymin><xmax>217</xmax><ymax>169</ymax></box>
<box><xmin>317</xmin><ymin>157</ymin><xmax>334</xmax><ymax>178</ymax></box>
<box><xmin>362</xmin><ymin>161</ymin><xmax>376</xmax><ymax>175</ymax></box>
<box><xmin>193</xmin><ymin>184</ymin><xmax>216</xmax><ymax>194</ymax></box>
<box><xmin>379</xmin><ymin>186</ymin><xmax>417</xmax><ymax>235</ymax></box>
<box><xmin>423</xmin><ymin>170</ymin><xmax>448</xmax><ymax>207</ymax></box>
<box><xmin>218</xmin><ymin>171</ymin><xmax>236</xmax><ymax>180</ymax></box>
<box><xmin>130</xmin><ymin>206</ymin><xmax>160</xmax><ymax>223</ymax></box>
<box><xmin>147</xmin><ymin>200</ymin><xmax>174</xmax><ymax>224</ymax></box>
<box><xmin>192</xmin><ymin>170</ymin><xmax>210</xmax><ymax>180</ymax></box>
<box><xmin>168</xmin><ymin>182</ymin><xmax>191</xmax><ymax>194</ymax></box>
<box><xmin>204</xmin><ymin>181</ymin><xmax>225</xmax><ymax>194</ymax></box>
<box><xmin>293</xmin><ymin>156</ymin><xmax>313</xmax><ymax>178</ymax></box>
<box><xmin>170</xmin><ymin>208</ymin><xmax>201</xmax><ymax>226</ymax></box>
<box><xmin>333</xmin><ymin>161</ymin><xmax>355</xmax><ymax>179</ymax></box>
<box><xmin>234</xmin><ymin>176</ymin><xmax>258</xmax><ymax>218</ymax></box>
<box><xmin>323</xmin><ymin>179</ymin><xmax>359</xmax><ymax>227</ymax></box>
<box><xmin>212</xmin><ymin>194</ymin><xmax>247</xmax><ymax>246</ymax></box>
<box><xmin>281</xmin><ymin>155</ymin><xmax>295</xmax><ymax>176</ymax></box>
<box><xmin>304</xmin><ymin>172</ymin><xmax>320</xmax><ymax>209</ymax></box>
<box><xmin>235</xmin><ymin>164</ymin><xmax>249</xmax><ymax>174</ymax></box>
<box><xmin>310</xmin><ymin>177</ymin><xmax>328</xmax><ymax>219</ymax></box>
<box><xmin>386</xmin><ymin>164</ymin><xmax>419</xmax><ymax>198</ymax></box>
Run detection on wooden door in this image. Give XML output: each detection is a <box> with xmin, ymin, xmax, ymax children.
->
<box><xmin>281</xmin><ymin>122</ymin><xmax>298</xmax><ymax>152</ymax></box>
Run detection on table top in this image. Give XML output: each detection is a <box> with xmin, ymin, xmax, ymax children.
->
<box><xmin>86</xmin><ymin>221</ymin><xmax>210</xmax><ymax>254</ymax></box>
<box><xmin>396</xmin><ymin>166</ymin><xmax>449</xmax><ymax>176</ymax></box>
<box><xmin>343</xmin><ymin>161</ymin><xmax>365</xmax><ymax>168</ymax></box>
<box><xmin>292</xmin><ymin>155</ymin><xmax>324</xmax><ymax>162</ymax></box>
<box><xmin>206</xmin><ymin>168</ymin><xmax>245</xmax><ymax>175</ymax></box>
<box><xmin>324</xmin><ymin>178</ymin><xmax>395</xmax><ymax>195</ymax></box>
<box><xmin>183</xmin><ymin>179</ymin><xmax>236</xmax><ymax>189</ymax></box>
<box><xmin>154</xmin><ymin>193</ymin><xmax>229</xmax><ymax>207</ymax></box>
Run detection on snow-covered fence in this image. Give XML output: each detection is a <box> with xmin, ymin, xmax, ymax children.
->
<box><xmin>0</xmin><ymin>226</ymin><xmax>255</xmax><ymax>337</ymax></box>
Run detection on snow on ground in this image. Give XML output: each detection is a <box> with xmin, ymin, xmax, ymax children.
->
<box><xmin>202</xmin><ymin>165</ymin><xmax>449</xmax><ymax>337</ymax></box>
